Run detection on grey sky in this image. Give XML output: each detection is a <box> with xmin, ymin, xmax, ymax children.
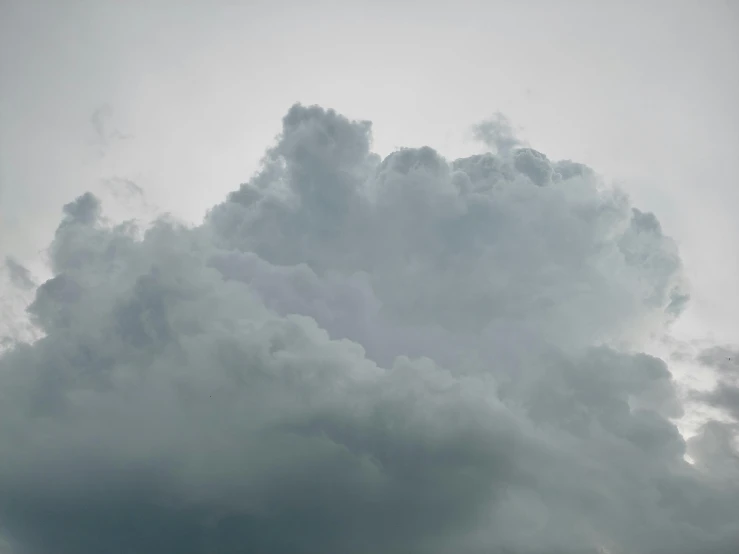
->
<box><xmin>1</xmin><ymin>1</ymin><xmax>738</xmax><ymax>553</ymax></box>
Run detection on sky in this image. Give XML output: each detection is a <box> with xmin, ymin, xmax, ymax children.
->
<box><xmin>0</xmin><ymin>1</ymin><xmax>738</xmax><ymax>553</ymax></box>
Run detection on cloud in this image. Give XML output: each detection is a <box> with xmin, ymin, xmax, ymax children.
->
<box><xmin>101</xmin><ymin>177</ymin><xmax>145</xmax><ymax>200</ymax></box>
<box><xmin>1</xmin><ymin>260</ymin><xmax>39</xmax><ymax>352</ymax></box>
<box><xmin>0</xmin><ymin>104</ymin><xmax>737</xmax><ymax>554</ymax></box>
<box><xmin>90</xmin><ymin>104</ymin><xmax>131</xmax><ymax>155</ymax></box>
<box><xmin>694</xmin><ymin>345</ymin><xmax>739</xmax><ymax>423</ymax></box>
<box><xmin>472</xmin><ymin>113</ymin><xmax>521</xmax><ymax>155</ymax></box>
<box><xmin>2</xmin><ymin>258</ymin><xmax>35</xmax><ymax>291</ymax></box>
<box><xmin>696</xmin><ymin>345</ymin><xmax>739</xmax><ymax>374</ymax></box>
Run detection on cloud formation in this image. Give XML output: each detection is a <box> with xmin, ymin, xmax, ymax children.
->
<box><xmin>0</xmin><ymin>104</ymin><xmax>737</xmax><ymax>554</ymax></box>
<box><xmin>2</xmin><ymin>258</ymin><xmax>35</xmax><ymax>291</ymax></box>
<box><xmin>694</xmin><ymin>345</ymin><xmax>739</xmax><ymax>425</ymax></box>
<box><xmin>1</xmin><ymin>260</ymin><xmax>38</xmax><ymax>352</ymax></box>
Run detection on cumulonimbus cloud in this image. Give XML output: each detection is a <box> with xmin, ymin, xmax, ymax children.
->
<box><xmin>0</xmin><ymin>104</ymin><xmax>736</xmax><ymax>554</ymax></box>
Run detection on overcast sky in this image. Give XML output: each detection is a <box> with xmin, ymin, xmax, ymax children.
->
<box><xmin>1</xmin><ymin>1</ymin><xmax>738</xmax><ymax>553</ymax></box>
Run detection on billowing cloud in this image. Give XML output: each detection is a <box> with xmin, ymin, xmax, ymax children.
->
<box><xmin>0</xmin><ymin>104</ymin><xmax>737</xmax><ymax>554</ymax></box>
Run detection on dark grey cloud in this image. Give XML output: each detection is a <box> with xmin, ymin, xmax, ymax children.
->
<box><xmin>0</xmin><ymin>104</ymin><xmax>737</xmax><ymax>554</ymax></box>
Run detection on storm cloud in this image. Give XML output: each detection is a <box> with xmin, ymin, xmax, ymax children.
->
<box><xmin>0</xmin><ymin>104</ymin><xmax>737</xmax><ymax>554</ymax></box>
